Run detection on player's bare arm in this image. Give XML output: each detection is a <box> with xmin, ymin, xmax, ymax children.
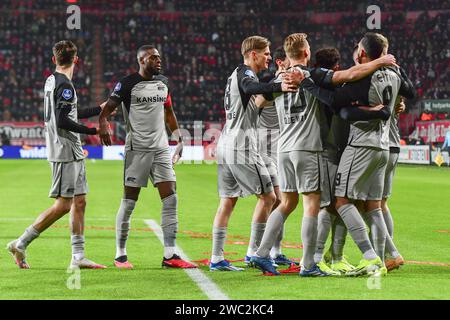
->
<box><xmin>395</xmin><ymin>98</ymin><xmax>406</xmax><ymax>114</ymax></box>
<box><xmin>284</xmin><ymin>54</ymin><xmax>396</xmax><ymax>87</ymax></box>
<box><xmin>255</xmin><ymin>95</ymin><xmax>274</xmax><ymax>108</ymax></box>
<box><xmin>98</xmin><ymin>98</ymin><xmax>120</xmax><ymax>146</ymax></box>
<box><xmin>331</xmin><ymin>54</ymin><xmax>396</xmax><ymax>84</ymax></box>
<box><xmin>164</xmin><ymin>103</ymin><xmax>183</xmax><ymax>164</ymax></box>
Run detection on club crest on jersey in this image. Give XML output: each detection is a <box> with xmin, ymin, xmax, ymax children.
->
<box><xmin>114</xmin><ymin>82</ymin><xmax>122</xmax><ymax>92</ymax></box>
<box><xmin>62</xmin><ymin>89</ymin><xmax>73</xmax><ymax>100</ymax></box>
<box><xmin>245</xmin><ymin>69</ymin><xmax>256</xmax><ymax>79</ymax></box>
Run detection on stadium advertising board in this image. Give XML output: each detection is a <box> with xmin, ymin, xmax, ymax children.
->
<box><xmin>0</xmin><ymin>122</ymin><xmax>45</xmax><ymax>146</ymax></box>
<box><xmin>423</xmin><ymin>99</ymin><xmax>450</xmax><ymax>113</ymax></box>
<box><xmin>0</xmin><ymin>146</ymin><xmax>103</xmax><ymax>159</ymax></box>
<box><xmin>398</xmin><ymin>145</ymin><xmax>430</xmax><ymax>164</ymax></box>
<box><xmin>415</xmin><ymin>120</ymin><xmax>450</xmax><ymax>143</ymax></box>
<box><xmin>0</xmin><ymin>122</ymin><xmax>116</xmax><ymax>146</ymax></box>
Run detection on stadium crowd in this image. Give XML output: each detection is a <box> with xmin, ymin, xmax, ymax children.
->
<box><xmin>0</xmin><ymin>0</ymin><xmax>448</xmax><ymax>134</ymax></box>
<box><xmin>0</xmin><ymin>10</ymin><xmax>93</xmax><ymax>122</ymax></box>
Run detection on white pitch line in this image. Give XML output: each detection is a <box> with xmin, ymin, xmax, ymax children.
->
<box><xmin>144</xmin><ymin>219</ymin><xmax>229</xmax><ymax>300</ymax></box>
<box><xmin>0</xmin><ymin>217</ymin><xmax>113</xmax><ymax>221</ymax></box>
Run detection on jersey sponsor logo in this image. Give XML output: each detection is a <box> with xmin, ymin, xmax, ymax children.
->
<box><xmin>283</xmin><ymin>114</ymin><xmax>307</xmax><ymax>124</ymax></box>
<box><xmin>62</xmin><ymin>89</ymin><xmax>73</xmax><ymax>100</ymax></box>
<box><xmin>114</xmin><ymin>82</ymin><xmax>122</xmax><ymax>92</ymax></box>
<box><xmin>244</xmin><ymin>69</ymin><xmax>256</xmax><ymax>79</ymax></box>
<box><xmin>136</xmin><ymin>96</ymin><xmax>167</xmax><ymax>103</ymax></box>
<box><xmin>157</xmin><ymin>84</ymin><xmax>165</xmax><ymax>91</ymax></box>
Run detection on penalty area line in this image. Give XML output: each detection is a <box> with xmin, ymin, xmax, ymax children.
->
<box><xmin>144</xmin><ymin>219</ymin><xmax>229</xmax><ymax>300</ymax></box>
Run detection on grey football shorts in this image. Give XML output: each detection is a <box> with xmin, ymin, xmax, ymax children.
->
<box><xmin>49</xmin><ymin>159</ymin><xmax>88</xmax><ymax>198</ymax></box>
<box><xmin>124</xmin><ymin>148</ymin><xmax>176</xmax><ymax>188</ymax></box>
<box><xmin>217</xmin><ymin>150</ymin><xmax>273</xmax><ymax>198</ymax></box>
<box><xmin>334</xmin><ymin>145</ymin><xmax>389</xmax><ymax>201</ymax></box>
<box><xmin>382</xmin><ymin>152</ymin><xmax>399</xmax><ymax>198</ymax></box>
<box><xmin>261</xmin><ymin>152</ymin><xmax>279</xmax><ymax>187</ymax></box>
<box><xmin>320</xmin><ymin>157</ymin><xmax>338</xmax><ymax>208</ymax></box>
<box><xmin>278</xmin><ymin>150</ymin><xmax>322</xmax><ymax>194</ymax></box>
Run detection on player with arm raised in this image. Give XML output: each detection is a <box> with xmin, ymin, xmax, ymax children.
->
<box><xmin>253</xmin><ymin>46</ymin><xmax>297</xmax><ymax>267</ymax></box>
<box><xmin>98</xmin><ymin>45</ymin><xmax>193</xmax><ymax>269</ymax></box>
<box><xmin>7</xmin><ymin>40</ymin><xmax>106</xmax><ymax>270</ymax></box>
<box><xmin>382</xmin><ymin>66</ymin><xmax>416</xmax><ymax>271</ymax></box>
<box><xmin>210</xmin><ymin>36</ymin><xmax>296</xmax><ymax>272</ymax></box>
<box><xmin>302</xmin><ymin>33</ymin><xmax>403</xmax><ymax>276</ymax></box>
<box><xmin>252</xmin><ymin>33</ymin><xmax>395</xmax><ymax>276</ymax></box>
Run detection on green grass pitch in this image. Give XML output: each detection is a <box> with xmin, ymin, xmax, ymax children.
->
<box><xmin>0</xmin><ymin>159</ymin><xmax>449</xmax><ymax>300</ymax></box>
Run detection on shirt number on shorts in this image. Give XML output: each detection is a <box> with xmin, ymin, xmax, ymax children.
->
<box><xmin>335</xmin><ymin>173</ymin><xmax>342</xmax><ymax>186</ymax></box>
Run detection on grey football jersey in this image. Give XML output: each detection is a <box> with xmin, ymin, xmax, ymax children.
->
<box><xmin>110</xmin><ymin>73</ymin><xmax>171</xmax><ymax>152</ymax></box>
<box><xmin>258</xmin><ymin>103</ymin><xmax>280</xmax><ymax>157</ymax></box>
<box><xmin>44</xmin><ymin>72</ymin><xmax>84</xmax><ymax>162</ymax></box>
<box><xmin>389</xmin><ymin>95</ymin><xmax>402</xmax><ymax>148</ymax></box>
<box><xmin>218</xmin><ymin>63</ymin><xmax>282</xmax><ymax>153</ymax></box>
<box><xmin>326</xmin><ymin>115</ymin><xmax>350</xmax><ymax>165</ymax></box>
<box><xmin>258</xmin><ymin>104</ymin><xmax>279</xmax><ymax>130</ymax></box>
<box><xmin>332</xmin><ymin>67</ymin><xmax>401</xmax><ymax>151</ymax></box>
<box><xmin>389</xmin><ymin>114</ymin><xmax>401</xmax><ymax>148</ymax></box>
<box><xmin>273</xmin><ymin>67</ymin><xmax>323</xmax><ymax>153</ymax></box>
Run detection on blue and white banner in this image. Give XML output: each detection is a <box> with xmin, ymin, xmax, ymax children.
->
<box><xmin>0</xmin><ymin>146</ymin><xmax>103</xmax><ymax>159</ymax></box>
<box><xmin>0</xmin><ymin>145</ymin><xmax>205</xmax><ymax>161</ymax></box>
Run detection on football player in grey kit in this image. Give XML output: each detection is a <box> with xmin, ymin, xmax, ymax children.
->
<box><xmin>251</xmin><ymin>33</ymin><xmax>396</xmax><ymax>276</ymax></box>
<box><xmin>312</xmin><ymin>47</ymin><xmax>354</xmax><ymax>274</ymax></box>
<box><xmin>308</xmin><ymin>33</ymin><xmax>402</xmax><ymax>276</ymax></box>
<box><xmin>383</xmin><ymin>66</ymin><xmax>415</xmax><ymax>271</ymax></box>
<box><xmin>247</xmin><ymin>46</ymin><xmax>296</xmax><ymax>267</ymax></box>
<box><xmin>99</xmin><ymin>45</ymin><xmax>196</xmax><ymax>269</ymax></box>
<box><xmin>210</xmin><ymin>36</ymin><xmax>297</xmax><ymax>271</ymax></box>
<box><xmin>7</xmin><ymin>40</ymin><xmax>106</xmax><ymax>270</ymax></box>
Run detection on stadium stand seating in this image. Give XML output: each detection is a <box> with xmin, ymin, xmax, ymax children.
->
<box><xmin>0</xmin><ymin>0</ymin><xmax>448</xmax><ymax>139</ymax></box>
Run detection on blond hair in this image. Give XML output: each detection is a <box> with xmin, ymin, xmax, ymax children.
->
<box><xmin>241</xmin><ymin>36</ymin><xmax>271</xmax><ymax>58</ymax></box>
<box><xmin>283</xmin><ymin>33</ymin><xmax>308</xmax><ymax>60</ymax></box>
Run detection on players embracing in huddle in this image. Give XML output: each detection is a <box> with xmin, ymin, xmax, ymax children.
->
<box><xmin>215</xmin><ymin>32</ymin><xmax>414</xmax><ymax>277</ymax></box>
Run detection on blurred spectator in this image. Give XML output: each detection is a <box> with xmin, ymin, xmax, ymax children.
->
<box><xmin>0</xmin><ymin>0</ymin><xmax>448</xmax><ymax>128</ymax></box>
<box><xmin>442</xmin><ymin>130</ymin><xmax>450</xmax><ymax>152</ymax></box>
<box><xmin>420</xmin><ymin>110</ymin><xmax>434</xmax><ymax>121</ymax></box>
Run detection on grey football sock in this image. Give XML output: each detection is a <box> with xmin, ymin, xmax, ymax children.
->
<box><xmin>255</xmin><ymin>209</ymin><xmax>286</xmax><ymax>258</ymax></box>
<box><xmin>362</xmin><ymin>208</ymin><xmax>388</xmax><ymax>261</ymax></box>
<box><xmin>16</xmin><ymin>226</ymin><xmax>40</xmax><ymax>250</ymax></box>
<box><xmin>382</xmin><ymin>208</ymin><xmax>394</xmax><ymax>238</ymax></box>
<box><xmin>314</xmin><ymin>209</ymin><xmax>332</xmax><ymax>263</ymax></box>
<box><xmin>115</xmin><ymin>198</ymin><xmax>136</xmax><ymax>258</ymax></box>
<box><xmin>161</xmin><ymin>194</ymin><xmax>178</xmax><ymax>249</ymax></box>
<box><xmin>301</xmin><ymin>215</ymin><xmax>318</xmax><ymax>270</ymax></box>
<box><xmin>337</xmin><ymin>204</ymin><xmax>377</xmax><ymax>260</ymax></box>
<box><xmin>270</xmin><ymin>225</ymin><xmax>284</xmax><ymax>259</ymax></box>
<box><xmin>71</xmin><ymin>234</ymin><xmax>85</xmax><ymax>260</ymax></box>
<box><xmin>330</xmin><ymin>215</ymin><xmax>347</xmax><ymax>262</ymax></box>
<box><xmin>211</xmin><ymin>226</ymin><xmax>227</xmax><ymax>263</ymax></box>
<box><xmin>385</xmin><ymin>233</ymin><xmax>400</xmax><ymax>258</ymax></box>
<box><xmin>246</xmin><ymin>222</ymin><xmax>266</xmax><ymax>256</ymax></box>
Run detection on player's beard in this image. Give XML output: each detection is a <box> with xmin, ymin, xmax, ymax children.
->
<box><xmin>147</xmin><ymin>65</ymin><xmax>160</xmax><ymax>75</ymax></box>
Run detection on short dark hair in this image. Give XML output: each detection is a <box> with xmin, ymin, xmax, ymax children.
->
<box><xmin>360</xmin><ymin>32</ymin><xmax>388</xmax><ymax>60</ymax></box>
<box><xmin>315</xmin><ymin>47</ymin><xmax>340</xmax><ymax>69</ymax></box>
<box><xmin>52</xmin><ymin>40</ymin><xmax>77</xmax><ymax>67</ymax></box>
<box><xmin>137</xmin><ymin>45</ymin><xmax>156</xmax><ymax>58</ymax></box>
<box><xmin>272</xmin><ymin>46</ymin><xmax>286</xmax><ymax>62</ymax></box>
